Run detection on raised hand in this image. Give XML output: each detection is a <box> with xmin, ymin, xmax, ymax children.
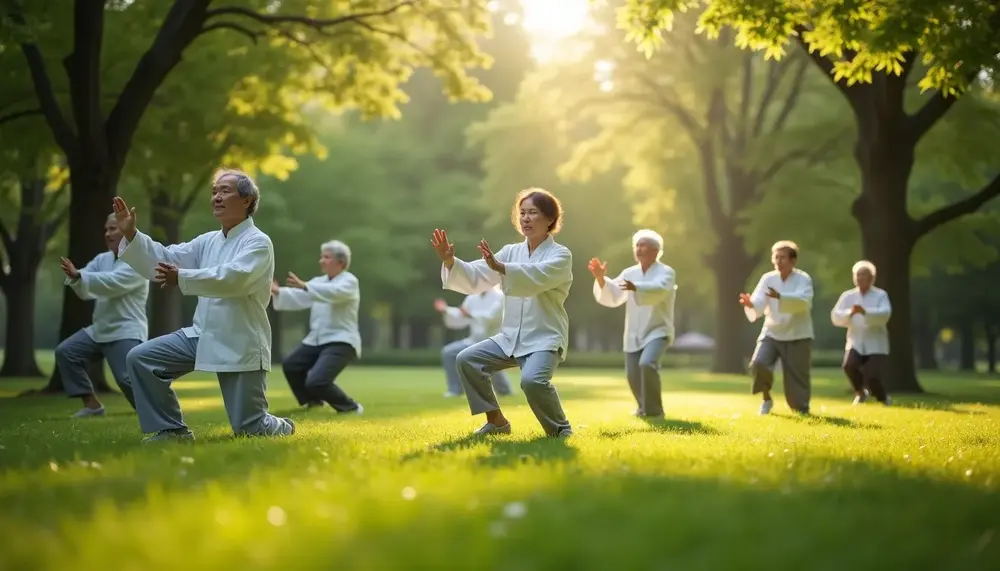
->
<box><xmin>430</xmin><ymin>229</ymin><xmax>455</xmax><ymax>266</ymax></box>
<box><xmin>112</xmin><ymin>196</ymin><xmax>137</xmax><ymax>241</ymax></box>
<box><xmin>738</xmin><ymin>293</ymin><xmax>753</xmax><ymax>308</ymax></box>
<box><xmin>620</xmin><ymin>279</ymin><xmax>636</xmax><ymax>291</ymax></box>
<box><xmin>286</xmin><ymin>272</ymin><xmax>307</xmax><ymax>290</ymax></box>
<box><xmin>433</xmin><ymin>298</ymin><xmax>448</xmax><ymax>312</ymax></box>
<box><xmin>153</xmin><ymin>262</ymin><xmax>178</xmax><ymax>288</ymax></box>
<box><xmin>850</xmin><ymin>304</ymin><xmax>866</xmax><ymax>316</ymax></box>
<box><xmin>478</xmin><ymin>239</ymin><xmax>504</xmax><ymax>274</ymax></box>
<box><xmin>766</xmin><ymin>286</ymin><xmax>781</xmax><ymax>299</ymax></box>
<box><xmin>59</xmin><ymin>257</ymin><xmax>79</xmax><ymax>279</ymax></box>
<box><xmin>587</xmin><ymin>258</ymin><xmax>607</xmax><ymax>279</ymax></box>
<box><xmin>270</xmin><ymin>279</ymin><xmax>280</xmax><ymax>295</ymax></box>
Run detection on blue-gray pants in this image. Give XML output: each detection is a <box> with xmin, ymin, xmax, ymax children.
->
<box><xmin>441</xmin><ymin>338</ymin><xmax>511</xmax><ymax>395</ymax></box>
<box><xmin>456</xmin><ymin>339</ymin><xmax>571</xmax><ymax>436</ymax></box>
<box><xmin>750</xmin><ymin>336</ymin><xmax>812</xmax><ymax>413</ymax></box>
<box><xmin>55</xmin><ymin>329</ymin><xmax>139</xmax><ymax>409</ymax></box>
<box><xmin>125</xmin><ymin>331</ymin><xmax>294</xmax><ymax>437</ymax></box>
<box><xmin>625</xmin><ymin>336</ymin><xmax>669</xmax><ymax>417</ymax></box>
<box><xmin>282</xmin><ymin>342</ymin><xmax>359</xmax><ymax>412</ymax></box>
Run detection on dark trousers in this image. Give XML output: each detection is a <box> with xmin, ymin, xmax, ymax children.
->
<box><xmin>842</xmin><ymin>349</ymin><xmax>888</xmax><ymax>402</ymax></box>
<box><xmin>282</xmin><ymin>342</ymin><xmax>359</xmax><ymax>412</ymax></box>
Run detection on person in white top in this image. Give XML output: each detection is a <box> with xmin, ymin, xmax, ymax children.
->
<box><xmin>55</xmin><ymin>213</ymin><xmax>149</xmax><ymax>418</ymax></box>
<box><xmin>739</xmin><ymin>240</ymin><xmax>814</xmax><ymax>415</ymax></box>
<box><xmin>830</xmin><ymin>260</ymin><xmax>893</xmax><ymax>406</ymax></box>
<box><xmin>271</xmin><ymin>239</ymin><xmax>364</xmax><ymax>414</ymax></box>
<box><xmin>589</xmin><ymin>229</ymin><xmax>677</xmax><ymax>418</ymax></box>
<box><xmin>434</xmin><ymin>285</ymin><xmax>512</xmax><ymax>398</ymax></box>
<box><xmin>430</xmin><ymin>187</ymin><xmax>574</xmax><ymax>438</ymax></box>
<box><xmin>112</xmin><ymin>168</ymin><xmax>295</xmax><ymax>442</ymax></box>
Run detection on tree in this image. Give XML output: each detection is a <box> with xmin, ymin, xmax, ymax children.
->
<box><xmin>1</xmin><ymin>0</ymin><xmax>492</xmax><ymax>387</ymax></box>
<box><xmin>618</xmin><ymin>0</ymin><xmax>1000</xmax><ymax>391</ymax></box>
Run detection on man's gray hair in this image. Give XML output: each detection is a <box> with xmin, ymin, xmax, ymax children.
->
<box><xmin>213</xmin><ymin>168</ymin><xmax>260</xmax><ymax>216</ymax></box>
<box><xmin>106</xmin><ymin>212</ymin><xmax>117</xmax><ymax>222</ymax></box>
<box><xmin>321</xmin><ymin>239</ymin><xmax>351</xmax><ymax>270</ymax></box>
<box><xmin>852</xmin><ymin>260</ymin><xmax>876</xmax><ymax>278</ymax></box>
<box><xmin>632</xmin><ymin>228</ymin><xmax>664</xmax><ymax>261</ymax></box>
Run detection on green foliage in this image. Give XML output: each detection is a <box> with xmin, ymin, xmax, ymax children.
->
<box><xmin>617</xmin><ymin>0</ymin><xmax>1000</xmax><ymax>95</ymax></box>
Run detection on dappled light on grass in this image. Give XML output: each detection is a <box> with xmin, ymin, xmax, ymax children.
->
<box><xmin>0</xmin><ymin>367</ymin><xmax>997</xmax><ymax>569</ymax></box>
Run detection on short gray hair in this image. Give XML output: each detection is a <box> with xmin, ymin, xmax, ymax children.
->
<box><xmin>852</xmin><ymin>260</ymin><xmax>876</xmax><ymax>278</ymax></box>
<box><xmin>213</xmin><ymin>168</ymin><xmax>260</xmax><ymax>216</ymax></box>
<box><xmin>321</xmin><ymin>240</ymin><xmax>351</xmax><ymax>270</ymax></box>
<box><xmin>632</xmin><ymin>229</ymin><xmax>664</xmax><ymax>261</ymax></box>
<box><xmin>106</xmin><ymin>212</ymin><xmax>117</xmax><ymax>223</ymax></box>
<box><xmin>771</xmin><ymin>240</ymin><xmax>799</xmax><ymax>259</ymax></box>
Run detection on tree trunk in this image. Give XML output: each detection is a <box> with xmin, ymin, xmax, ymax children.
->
<box><xmin>985</xmin><ymin>323</ymin><xmax>997</xmax><ymax>374</ymax></box>
<box><xmin>147</xmin><ymin>191</ymin><xmax>184</xmax><ymax>338</ymax></box>
<box><xmin>958</xmin><ymin>317</ymin><xmax>976</xmax><ymax>371</ymax></box>
<box><xmin>851</xmin><ymin>116</ymin><xmax>924</xmax><ymax>392</ymax></box>
<box><xmin>913</xmin><ymin>304</ymin><xmax>938</xmax><ymax>370</ymax></box>
<box><xmin>708</xmin><ymin>230</ymin><xmax>757</xmax><ymax>373</ymax></box>
<box><xmin>42</xmin><ymin>169</ymin><xmax>116</xmax><ymax>393</ymax></box>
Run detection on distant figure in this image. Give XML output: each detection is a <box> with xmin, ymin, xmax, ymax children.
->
<box><xmin>434</xmin><ymin>285</ymin><xmax>512</xmax><ymax>398</ymax></box>
<box><xmin>430</xmin><ymin>187</ymin><xmax>574</xmax><ymax>438</ymax></box>
<box><xmin>831</xmin><ymin>260</ymin><xmax>893</xmax><ymax>406</ymax></box>
<box><xmin>113</xmin><ymin>168</ymin><xmax>295</xmax><ymax>442</ymax></box>
<box><xmin>589</xmin><ymin>229</ymin><xmax>677</xmax><ymax>418</ymax></box>
<box><xmin>55</xmin><ymin>213</ymin><xmax>148</xmax><ymax>417</ymax></box>
<box><xmin>271</xmin><ymin>240</ymin><xmax>364</xmax><ymax>415</ymax></box>
<box><xmin>739</xmin><ymin>240</ymin><xmax>814</xmax><ymax>415</ymax></box>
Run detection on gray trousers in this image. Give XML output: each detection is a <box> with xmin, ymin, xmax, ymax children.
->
<box><xmin>125</xmin><ymin>331</ymin><xmax>293</xmax><ymax>437</ymax></box>
<box><xmin>750</xmin><ymin>336</ymin><xmax>812</xmax><ymax>412</ymax></box>
<box><xmin>55</xmin><ymin>329</ymin><xmax>139</xmax><ymax>409</ymax></box>
<box><xmin>625</xmin><ymin>336</ymin><xmax>669</xmax><ymax>417</ymax></box>
<box><xmin>442</xmin><ymin>338</ymin><xmax>511</xmax><ymax>395</ymax></box>
<box><xmin>456</xmin><ymin>339</ymin><xmax>571</xmax><ymax>436</ymax></box>
<box><xmin>282</xmin><ymin>342</ymin><xmax>359</xmax><ymax>412</ymax></box>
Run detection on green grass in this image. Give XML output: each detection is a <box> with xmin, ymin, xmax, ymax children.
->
<box><xmin>0</xmin><ymin>366</ymin><xmax>998</xmax><ymax>570</ymax></box>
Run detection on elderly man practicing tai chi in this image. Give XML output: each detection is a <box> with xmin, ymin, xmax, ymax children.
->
<box><xmin>831</xmin><ymin>260</ymin><xmax>893</xmax><ymax>406</ymax></box>
<box><xmin>740</xmin><ymin>240</ymin><xmax>815</xmax><ymax>415</ymax></box>
<box><xmin>589</xmin><ymin>229</ymin><xmax>677</xmax><ymax>418</ymax></box>
<box><xmin>113</xmin><ymin>168</ymin><xmax>295</xmax><ymax>442</ymax></box>
<box><xmin>55</xmin><ymin>213</ymin><xmax>149</xmax><ymax>417</ymax></box>
<box><xmin>431</xmin><ymin>187</ymin><xmax>574</xmax><ymax>438</ymax></box>
<box><xmin>271</xmin><ymin>239</ymin><xmax>365</xmax><ymax>414</ymax></box>
<box><xmin>434</xmin><ymin>284</ymin><xmax>512</xmax><ymax>398</ymax></box>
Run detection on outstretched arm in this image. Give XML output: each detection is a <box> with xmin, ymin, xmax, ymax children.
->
<box><xmin>632</xmin><ymin>268</ymin><xmax>677</xmax><ymax>306</ymax></box>
<box><xmin>305</xmin><ymin>273</ymin><xmax>360</xmax><ymax>304</ymax></box>
<box><xmin>176</xmin><ymin>236</ymin><xmax>272</xmax><ymax>298</ymax></box>
<box><xmin>69</xmin><ymin>262</ymin><xmax>147</xmax><ymax>300</ymax></box>
<box><xmin>442</xmin><ymin>255</ymin><xmax>503</xmax><ymax>295</ymax></box>
<box><xmin>593</xmin><ymin>270</ymin><xmax>627</xmax><ymax>308</ymax></box>
<box><xmin>778</xmin><ymin>276</ymin><xmax>813</xmax><ymax>314</ymax></box>
<box><xmin>830</xmin><ymin>291</ymin><xmax>853</xmax><ymax>328</ymax></box>
<box><xmin>864</xmin><ymin>292</ymin><xmax>892</xmax><ymax>327</ymax></box>
<box><xmin>272</xmin><ymin>286</ymin><xmax>313</xmax><ymax>311</ymax></box>
<box><xmin>744</xmin><ymin>276</ymin><xmax>769</xmax><ymax>323</ymax></box>
<box><xmin>501</xmin><ymin>247</ymin><xmax>572</xmax><ymax>297</ymax></box>
<box><xmin>119</xmin><ymin>230</ymin><xmax>202</xmax><ymax>281</ymax></box>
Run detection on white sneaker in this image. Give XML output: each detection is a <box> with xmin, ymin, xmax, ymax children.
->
<box><xmin>759</xmin><ymin>400</ymin><xmax>774</xmax><ymax>415</ymax></box>
<box><xmin>473</xmin><ymin>422</ymin><xmax>511</xmax><ymax>435</ymax></box>
<box><xmin>72</xmin><ymin>406</ymin><xmax>106</xmax><ymax>418</ymax></box>
<box><xmin>852</xmin><ymin>394</ymin><xmax>868</xmax><ymax>405</ymax></box>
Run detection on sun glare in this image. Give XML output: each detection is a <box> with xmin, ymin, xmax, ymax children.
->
<box><xmin>491</xmin><ymin>0</ymin><xmax>594</xmax><ymax>62</ymax></box>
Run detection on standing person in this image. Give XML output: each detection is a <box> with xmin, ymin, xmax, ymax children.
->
<box><xmin>589</xmin><ymin>229</ymin><xmax>677</xmax><ymax>418</ymax></box>
<box><xmin>430</xmin><ymin>187</ymin><xmax>574</xmax><ymax>437</ymax></box>
<box><xmin>55</xmin><ymin>213</ymin><xmax>149</xmax><ymax>417</ymax></box>
<box><xmin>271</xmin><ymin>240</ymin><xmax>365</xmax><ymax>415</ymax></box>
<box><xmin>113</xmin><ymin>168</ymin><xmax>295</xmax><ymax>442</ymax></box>
<box><xmin>739</xmin><ymin>240</ymin><xmax>814</xmax><ymax>415</ymax></box>
<box><xmin>831</xmin><ymin>260</ymin><xmax>893</xmax><ymax>406</ymax></box>
<box><xmin>434</xmin><ymin>285</ymin><xmax>512</xmax><ymax>398</ymax></box>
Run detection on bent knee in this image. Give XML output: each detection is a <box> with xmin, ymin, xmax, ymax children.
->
<box><xmin>53</xmin><ymin>341</ymin><xmax>71</xmax><ymax>362</ymax></box>
<box><xmin>638</xmin><ymin>359</ymin><xmax>659</xmax><ymax>372</ymax></box>
<box><xmin>125</xmin><ymin>343</ymin><xmax>150</xmax><ymax>369</ymax></box>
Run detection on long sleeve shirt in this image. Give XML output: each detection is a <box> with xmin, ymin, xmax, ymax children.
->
<box><xmin>65</xmin><ymin>251</ymin><xmax>149</xmax><ymax>343</ymax></box>
<box><xmin>744</xmin><ymin>269</ymin><xmax>814</xmax><ymax>342</ymax></box>
<box><xmin>830</xmin><ymin>286</ymin><xmax>891</xmax><ymax>355</ymax></box>
<box><xmin>441</xmin><ymin>234</ymin><xmax>573</xmax><ymax>360</ymax></box>
<box><xmin>593</xmin><ymin>262</ymin><xmax>677</xmax><ymax>353</ymax></box>
<box><xmin>118</xmin><ymin>216</ymin><xmax>274</xmax><ymax>372</ymax></box>
<box><xmin>272</xmin><ymin>272</ymin><xmax>363</xmax><ymax>357</ymax></box>
<box><xmin>442</xmin><ymin>288</ymin><xmax>505</xmax><ymax>343</ymax></box>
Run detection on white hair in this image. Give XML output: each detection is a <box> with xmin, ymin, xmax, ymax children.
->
<box><xmin>213</xmin><ymin>168</ymin><xmax>260</xmax><ymax>216</ymax></box>
<box><xmin>321</xmin><ymin>240</ymin><xmax>351</xmax><ymax>270</ymax></box>
<box><xmin>852</xmin><ymin>260</ymin><xmax>876</xmax><ymax>278</ymax></box>
<box><xmin>631</xmin><ymin>229</ymin><xmax>664</xmax><ymax>261</ymax></box>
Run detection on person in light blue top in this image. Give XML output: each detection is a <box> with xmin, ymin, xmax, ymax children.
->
<box><xmin>56</xmin><ymin>213</ymin><xmax>149</xmax><ymax>418</ymax></box>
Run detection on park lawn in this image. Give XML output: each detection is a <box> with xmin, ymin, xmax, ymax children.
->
<box><xmin>0</xmin><ymin>366</ymin><xmax>997</xmax><ymax>570</ymax></box>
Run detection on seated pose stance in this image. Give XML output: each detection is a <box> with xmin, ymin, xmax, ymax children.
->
<box><xmin>435</xmin><ymin>285</ymin><xmax>512</xmax><ymax>398</ymax></box>
<box><xmin>55</xmin><ymin>213</ymin><xmax>148</xmax><ymax>417</ymax></box>
<box><xmin>272</xmin><ymin>240</ymin><xmax>364</xmax><ymax>415</ymax></box>
<box><xmin>740</xmin><ymin>240</ymin><xmax>814</xmax><ymax>415</ymax></box>
<box><xmin>589</xmin><ymin>229</ymin><xmax>677</xmax><ymax>418</ymax></box>
<box><xmin>114</xmin><ymin>168</ymin><xmax>295</xmax><ymax>442</ymax></box>
<box><xmin>831</xmin><ymin>260</ymin><xmax>893</xmax><ymax>406</ymax></box>
<box><xmin>430</xmin><ymin>187</ymin><xmax>574</xmax><ymax>437</ymax></box>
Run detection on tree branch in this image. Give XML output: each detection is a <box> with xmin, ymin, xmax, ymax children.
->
<box><xmin>752</xmin><ymin>54</ymin><xmax>794</xmax><ymax>137</ymax></box>
<box><xmin>205</xmin><ymin>1</ymin><xmax>416</xmax><ymax>30</ymax></box>
<box><xmin>792</xmin><ymin>25</ymin><xmax>867</xmax><ymax>113</ymax></box>
<box><xmin>756</xmin><ymin>127</ymin><xmax>850</xmax><ymax>184</ymax></box>
<box><xmin>0</xmin><ymin>107</ymin><xmax>42</xmax><ymax>127</ymax></box>
<box><xmin>913</xmin><ymin>172</ymin><xmax>1000</xmax><ymax>238</ymax></box>
<box><xmin>14</xmin><ymin>31</ymin><xmax>77</xmax><ymax>156</ymax></box>
<box><xmin>0</xmin><ymin>218</ymin><xmax>14</xmax><ymax>254</ymax></box>
<box><xmin>199</xmin><ymin>21</ymin><xmax>261</xmax><ymax>44</ymax></box>
<box><xmin>767</xmin><ymin>57</ymin><xmax>809</xmax><ymax>135</ymax></box>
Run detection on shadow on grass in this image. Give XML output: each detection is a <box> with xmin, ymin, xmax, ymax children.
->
<box><xmin>772</xmin><ymin>412</ymin><xmax>882</xmax><ymax>430</ymax></box>
<box><xmin>399</xmin><ymin>433</ymin><xmax>578</xmax><ymax>467</ymax></box>
<box><xmin>596</xmin><ymin>417</ymin><xmax>721</xmax><ymax>439</ymax></box>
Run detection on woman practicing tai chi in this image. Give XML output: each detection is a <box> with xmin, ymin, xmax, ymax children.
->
<box><xmin>430</xmin><ymin>187</ymin><xmax>574</xmax><ymax>438</ymax></box>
